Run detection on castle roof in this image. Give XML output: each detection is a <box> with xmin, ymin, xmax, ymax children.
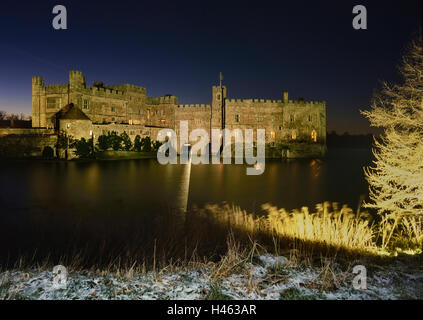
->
<box><xmin>56</xmin><ymin>103</ymin><xmax>91</xmax><ymax>121</ymax></box>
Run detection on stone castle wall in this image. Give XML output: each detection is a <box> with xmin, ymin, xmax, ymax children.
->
<box><xmin>30</xmin><ymin>71</ymin><xmax>327</xmax><ymax>158</ymax></box>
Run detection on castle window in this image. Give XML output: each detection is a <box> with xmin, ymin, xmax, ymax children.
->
<box><xmin>270</xmin><ymin>131</ymin><xmax>276</xmax><ymax>139</ymax></box>
<box><xmin>66</xmin><ymin>123</ymin><xmax>70</xmax><ymax>129</ymax></box>
<box><xmin>257</xmin><ymin>114</ymin><xmax>264</xmax><ymax>122</ymax></box>
<box><xmin>112</xmin><ymin>117</ymin><xmax>115</xmax><ymax>122</ymax></box>
<box><xmin>111</xmin><ymin>106</ymin><xmax>115</xmax><ymax>112</ymax></box>
<box><xmin>83</xmin><ymin>99</ymin><xmax>89</xmax><ymax>110</ymax></box>
<box><xmin>308</xmin><ymin>115</ymin><xmax>312</xmax><ymax>122</ymax></box>
<box><xmin>47</xmin><ymin>97</ymin><xmax>61</xmax><ymax>109</ymax></box>
<box><xmin>235</xmin><ymin>114</ymin><xmax>240</xmax><ymax>123</ymax></box>
<box><xmin>146</xmin><ymin>109</ymin><xmax>150</xmax><ymax>120</ymax></box>
<box><xmin>311</xmin><ymin>130</ymin><xmax>317</xmax><ymax>143</ymax></box>
<box><xmin>138</xmin><ymin>109</ymin><xmax>142</xmax><ymax>115</ymax></box>
<box><xmin>161</xmin><ymin>120</ymin><xmax>166</xmax><ymax>126</ymax></box>
<box><xmin>216</xmin><ymin>93</ymin><xmax>221</xmax><ymax>101</ymax></box>
<box><xmin>279</xmin><ymin>126</ymin><xmax>283</xmax><ymax>130</ymax></box>
<box><xmin>291</xmin><ymin>131</ymin><xmax>297</xmax><ymax>140</ymax></box>
<box><xmin>290</xmin><ymin>115</ymin><xmax>295</xmax><ymax>122</ymax></box>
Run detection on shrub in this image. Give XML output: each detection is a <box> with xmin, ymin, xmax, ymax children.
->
<box><xmin>133</xmin><ymin>135</ymin><xmax>142</xmax><ymax>152</ymax></box>
<box><xmin>152</xmin><ymin>140</ymin><xmax>163</xmax><ymax>152</ymax></box>
<box><xmin>120</xmin><ymin>131</ymin><xmax>132</xmax><ymax>151</ymax></box>
<box><xmin>97</xmin><ymin>134</ymin><xmax>111</xmax><ymax>151</ymax></box>
<box><xmin>72</xmin><ymin>137</ymin><xmax>94</xmax><ymax>158</ymax></box>
<box><xmin>141</xmin><ymin>136</ymin><xmax>152</xmax><ymax>152</ymax></box>
<box><xmin>42</xmin><ymin>146</ymin><xmax>54</xmax><ymax>159</ymax></box>
<box><xmin>109</xmin><ymin>131</ymin><xmax>122</xmax><ymax>151</ymax></box>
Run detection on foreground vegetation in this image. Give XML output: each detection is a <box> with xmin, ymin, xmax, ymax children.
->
<box><xmin>1</xmin><ymin>201</ymin><xmax>422</xmax><ymax>300</ymax></box>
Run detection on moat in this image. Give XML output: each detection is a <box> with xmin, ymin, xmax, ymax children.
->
<box><xmin>0</xmin><ymin>148</ymin><xmax>372</xmax><ymax>267</ymax></box>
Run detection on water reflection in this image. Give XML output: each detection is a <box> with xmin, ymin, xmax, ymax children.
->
<box><xmin>0</xmin><ymin>149</ymin><xmax>372</xmax><ymax>266</ymax></box>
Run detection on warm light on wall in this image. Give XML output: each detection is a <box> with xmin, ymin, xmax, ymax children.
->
<box><xmin>291</xmin><ymin>131</ymin><xmax>296</xmax><ymax>140</ymax></box>
<box><xmin>311</xmin><ymin>130</ymin><xmax>317</xmax><ymax>143</ymax></box>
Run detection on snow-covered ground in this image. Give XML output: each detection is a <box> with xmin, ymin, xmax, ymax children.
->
<box><xmin>1</xmin><ymin>255</ymin><xmax>422</xmax><ymax>300</ymax></box>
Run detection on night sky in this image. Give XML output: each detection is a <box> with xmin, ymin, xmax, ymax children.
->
<box><xmin>0</xmin><ymin>0</ymin><xmax>421</xmax><ymax>134</ymax></box>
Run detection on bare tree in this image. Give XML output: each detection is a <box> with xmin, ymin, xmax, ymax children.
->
<box><xmin>0</xmin><ymin>110</ymin><xmax>6</xmax><ymax>120</ymax></box>
<box><xmin>6</xmin><ymin>113</ymin><xmax>19</xmax><ymax>120</ymax></box>
<box><xmin>361</xmin><ymin>40</ymin><xmax>423</xmax><ymax>248</ymax></box>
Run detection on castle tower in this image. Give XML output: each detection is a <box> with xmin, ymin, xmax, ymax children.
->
<box><xmin>69</xmin><ymin>70</ymin><xmax>85</xmax><ymax>90</ymax></box>
<box><xmin>69</xmin><ymin>70</ymin><xmax>85</xmax><ymax>109</ymax></box>
<box><xmin>283</xmin><ymin>90</ymin><xmax>289</xmax><ymax>104</ymax></box>
<box><xmin>32</xmin><ymin>76</ymin><xmax>45</xmax><ymax>127</ymax></box>
<box><xmin>211</xmin><ymin>85</ymin><xmax>227</xmax><ymax>130</ymax></box>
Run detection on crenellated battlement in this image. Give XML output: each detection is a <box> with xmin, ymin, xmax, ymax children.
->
<box><xmin>112</xmin><ymin>84</ymin><xmax>147</xmax><ymax>94</ymax></box>
<box><xmin>146</xmin><ymin>95</ymin><xmax>178</xmax><ymax>105</ymax></box>
<box><xmin>32</xmin><ymin>76</ymin><xmax>45</xmax><ymax>87</ymax></box>
<box><xmin>177</xmin><ymin>104</ymin><xmax>211</xmax><ymax>109</ymax></box>
<box><xmin>45</xmin><ymin>84</ymin><xmax>68</xmax><ymax>94</ymax></box>
<box><xmin>87</xmin><ymin>86</ymin><xmax>125</xmax><ymax>96</ymax></box>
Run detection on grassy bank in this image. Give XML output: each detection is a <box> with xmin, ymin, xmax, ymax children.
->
<box><xmin>1</xmin><ymin>202</ymin><xmax>422</xmax><ymax>299</ymax></box>
<box><xmin>1</xmin><ymin>233</ymin><xmax>423</xmax><ymax>300</ymax></box>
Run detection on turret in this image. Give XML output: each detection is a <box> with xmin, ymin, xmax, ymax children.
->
<box><xmin>32</xmin><ymin>76</ymin><xmax>44</xmax><ymax>92</ymax></box>
<box><xmin>69</xmin><ymin>70</ymin><xmax>85</xmax><ymax>89</ymax></box>
<box><xmin>283</xmin><ymin>90</ymin><xmax>289</xmax><ymax>104</ymax></box>
<box><xmin>211</xmin><ymin>85</ymin><xmax>227</xmax><ymax>129</ymax></box>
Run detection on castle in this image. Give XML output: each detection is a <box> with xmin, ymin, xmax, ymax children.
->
<box><xmin>31</xmin><ymin>71</ymin><xmax>327</xmax><ymax>158</ymax></box>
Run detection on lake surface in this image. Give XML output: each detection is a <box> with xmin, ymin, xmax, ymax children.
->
<box><xmin>0</xmin><ymin>148</ymin><xmax>373</xmax><ymax>267</ymax></box>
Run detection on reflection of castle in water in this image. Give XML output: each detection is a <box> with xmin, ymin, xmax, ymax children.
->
<box><xmin>30</xmin><ymin>70</ymin><xmax>327</xmax><ymax>158</ymax></box>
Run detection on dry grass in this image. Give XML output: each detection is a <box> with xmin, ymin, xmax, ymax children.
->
<box><xmin>2</xmin><ymin>201</ymin><xmax>420</xmax><ymax>279</ymax></box>
<box><xmin>200</xmin><ymin>202</ymin><xmax>376</xmax><ymax>253</ymax></box>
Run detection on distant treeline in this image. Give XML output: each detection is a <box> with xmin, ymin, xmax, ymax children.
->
<box><xmin>326</xmin><ymin>131</ymin><xmax>375</xmax><ymax>149</ymax></box>
<box><xmin>0</xmin><ymin>110</ymin><xmax>32</xmax><ymax>122</ymax></box>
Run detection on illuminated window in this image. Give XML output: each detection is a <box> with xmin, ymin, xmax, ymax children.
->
<box><xmin>270</xmin><ymin>131</ymin><xmax>276</xmax><ymax>139</ymax></box>
<box><xmin>311</xmin><ymin>130</ymin><xmax>317</xmax><ymax>143</ymax></box>
<box><xmin>66</xmin><ymin>123</ymin><xmax>70</xmax><ymax>129</ymax></box>
<box><xmin>146</xmin><ymin>109</ymin><xmax>150</xmax><ymax>120</ymax></box>
<box><xmin>291</xmin><ymin>131</ymin><xmax>297</xmax><ymax>140</ymax></box>
<box><xmin>161</xmin><ymin>119</ymin><xmax>166</xmax><ymax>126</ymax></box>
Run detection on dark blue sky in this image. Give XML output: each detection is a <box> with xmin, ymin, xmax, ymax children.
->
<box><xmin>0</xmin><ymin>0</ymin><xmax>420</xmax><ymax>133</ymax></box>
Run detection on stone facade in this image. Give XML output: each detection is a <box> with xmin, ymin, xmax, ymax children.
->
<box><xmin>32</xmin><ymin>71</ymin><xmax>327</xmax><ymax>158</ymax></box>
